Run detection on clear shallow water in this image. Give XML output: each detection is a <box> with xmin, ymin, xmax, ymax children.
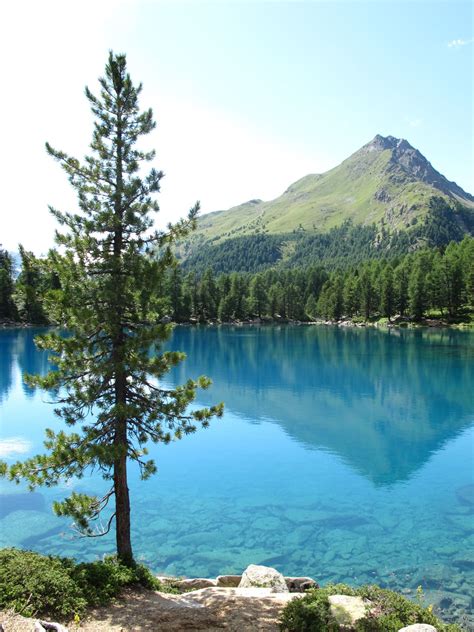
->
<box><xmin>0</xmin><ymin>325</ymin><xmax>473</xmax><ymax>623</ymax></box>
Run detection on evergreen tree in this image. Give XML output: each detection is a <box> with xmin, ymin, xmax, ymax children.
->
<box><xmin>14</xmin><ymin>245</ymin><xmax>48</xmax><ymax>324</ymax></box>
<box><xmin>358</xmin><ymin>267</ymin><xmax>375</xmax><ymax>320</ymax></box>
<box><xmin>380</xmin><ymin>264</ymin><xmax>395</xmax><ymax>320</ymax></box>
<box><xmin>249</xmin><ymin>273</ymin><xmax>267</xmax><ymax>318</ymax></box>
<box><xmin>441</xmin><ymin>242</ymin><xmax>464</xmax><ymax>316</ymax></box>
<box><xmin>459</xmin><ymin>236</ymin><xmax>474</xmax><ymax>306</ymax></box>
<box><xmin>317</xmin><ymin>277</ymin><xmax>343</xmax><ymax>320</ymax></box>
<box><xmin>2</xmin><ymin>53</ymin><xmax>223</xmax><ymax>565</ymax></box>
<box><xmin>0</xmin><ymin>247</ymin><xmax>17</xmax><ymax>320</ymax></box>
<box><xmin>166</xmin><ymin>262</ymin><xmax>185</xmax><ymax>322</ymax></box>
<box><xmin>408</xmin><ymin>254</ymin><xmax>429</xmax><ymax>320</ymax></box>
<box><xmin>343</xmin><ymin>274</ymin><xmax>358</xmax><ymax>318</ymax></box>
<box><xmin>267</xmin><ymin>282</ymin><xmax>284</xmax><ymax>317</ymax></box>
<box><xmin>218</xmin><ymin>294</ymin><xmax>234</xmax><ymax>321</ymax></box>
<box><xmin>304</xmin><ymin>293</ymin><xmax>318</xmax><ymax>320</ymax></box>
<box><xmin>394</xmin><ymin>260</ymin><xmax>409</xmax><ymax>317</ymax></box>
<box><xmin>229</xmin><ymin>274</ymin><xmax>247</xmax><ymax>320</ymax></box>
<box><xmin>199</xmin><ymin>268</ymin><xmax>219</xmax><ymax>320</ymax></box>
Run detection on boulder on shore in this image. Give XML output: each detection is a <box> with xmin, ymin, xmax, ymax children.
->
<box><xmin>284</xmin><ymin>576</ymin><xmax>318</xmax><ymax>592</ymax></box>
<box><xmin>239</xmin><ymin>564</ymin><xmax>288</xmax><ymax>593</ymax></box>
<box><xmin>216</xmin><ymin>574</ymin><xmax>241</xmax><ymax>587</ymax></box>
<box><xmin>174</xmin><ymin>578</ymin><xmax>217</xmax><ymax>591</ymax></box>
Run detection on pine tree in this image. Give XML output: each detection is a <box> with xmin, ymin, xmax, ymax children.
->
<box><xmin>229</xmin><ymin>273</ymin><xmax>247</xmax><ymax>320</ymax></box>
<box><xmin>380</xmin><ymin>264</ymin><xmax>395</xmax><ymax>320</ymax></box>
<box><xmin>267</xmin><ymin>282</ymin><xmax>284</xmax><ymax>318</ymax></box>
<box><xmin>441</xmin><ymin>242</ymin><xmax>464</xmax><ymax>317</ymax></box>
<box><xmin>304</xmin><ymin>293</ymin><xmax>318</xmax><ymax>320</ymax></box>
<box><xmin>249</xmin><ymin>273</ymin><xmax>267</xmax><ymax>318</ymax></box>
<box><xmin>2</xmin><ymin>53</ymin><xmax>223</xmax><ymax>565</ymax></box>
<box><xmin>460</xmin><ymin>236</ymin><xmax>474</xmax><ymax>306</ymax></box>
<box><xmin>14</xmin><ymin>245</ymin><xmax>48</xmax><ymax>324</ymax></box>
<box><xmin>343</xmin><ymin>274</ymin><xmax>358</xmax><ymax>318</ymax></box>
<box><xmin>394</xmin><ymin>260</ymin><xmax>409</xmax><ymax>317</ymax></box>
<box><xmin>358</xmin><ymin>267</ymin><xmax>375</xmax><ymax>320</ymax></box>
<box><xmin>408</xmin><ymin>254</ymin><xmax>429</xmax><ymax>320</ymax></box>
<box><xmin>166</xmin><ymin>262</ymin><xmax>185</xmax><ymax>322</ymax></box>
<box><xmin>0</xmin><ymin>247</ymin><xmax>17</xmax><ymax>321</ymax></box>
<box><xmin>199</xmin><ymin>268</ymin><xmax>219</xmax><ymax>320</ymax></box>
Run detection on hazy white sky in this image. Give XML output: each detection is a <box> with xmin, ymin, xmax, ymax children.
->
<box><xmin>1</xmin><ymin>0</ymin><xmax>472</xmax><ymax>254</ymax></box>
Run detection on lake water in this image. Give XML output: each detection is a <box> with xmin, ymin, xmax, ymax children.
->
<box><xmin>0</xmin><ymin>325</ymin><xmax>473</xmax><ymax>625</ymax></box>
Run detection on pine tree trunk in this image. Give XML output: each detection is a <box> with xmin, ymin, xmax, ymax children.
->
<box><xmin>114</xmin><ymin>439</ymin><xmax>133</xmax><ymax>565</ymax></box>
<box><xmin>114</xmin><ymin>370</ymin><xmax>133</xmax><ymax>565</ymax></box>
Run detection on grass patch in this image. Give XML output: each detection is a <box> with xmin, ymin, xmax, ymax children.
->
<box><xmin>0</xmin><ymin>548</ymin><xmax>163</xmax><ymax>621</ymax></box>
<box><xmin>279</xmin><ymin>584</ymin><xmax>462</xmax><ymax>632</ymax></box>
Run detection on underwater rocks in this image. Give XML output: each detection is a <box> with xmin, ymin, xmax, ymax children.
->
<box><xmin>0</xmin><ymin>491</ymin><xmax>45</xmax><ymax>519</ymax></box>
<box><xmin>456</xmin><ymin>484</ymin><xmax>474</xmax><ymax>508</ymax></box>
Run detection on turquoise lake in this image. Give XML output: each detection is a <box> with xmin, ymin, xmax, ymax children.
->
<box><xmin>0</xmin><ymin>325</ymin><xmax>473</xmax><ymax>624</ymax></box>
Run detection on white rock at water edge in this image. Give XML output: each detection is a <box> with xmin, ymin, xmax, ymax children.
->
<box><xmin>238</xmin><ymin>564</ymin><xmax>289</xmax><ymax>593</ymax></box>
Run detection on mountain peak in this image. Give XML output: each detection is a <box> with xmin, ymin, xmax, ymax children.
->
<box><xmin>192</xmin><ymin>136</ymin><xmax>473</xmax><ymax>251</ymax></box>
<box><xmin>359</xmin><ymin>135</ymin><xmax>472</xmax><ymax>200</ymax></box>
<box><xmin>365</xmin><ymin>134</ymin><xmax>413</xmax><ymax>153</ymax></box>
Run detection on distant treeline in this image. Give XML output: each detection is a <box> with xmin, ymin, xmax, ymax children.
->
<box><xmin>1</xmin><ymin>236</ymin><xmax>473</xmax><ymax>326</ymax></box>
<box><xmin>165</xmin><ymin>236</ymin><xmax>474</xmax><ymax>323</ymax></box>
<box><xmin>181</xmin><ymin>197</ymin><xmax>474</xmax><ymax>275</ymax></box>
<box><xmin>0</xmin><ymin>245</ymin><xmax>56</xmax><ymax>324</ymax></box>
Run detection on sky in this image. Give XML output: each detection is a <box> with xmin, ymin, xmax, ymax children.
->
<box><xmin>1</xmin><ymin>0</ymin><xmax>472</xmax><ymax>254</ymax></box>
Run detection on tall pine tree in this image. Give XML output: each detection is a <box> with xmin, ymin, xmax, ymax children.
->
<box><xmin>2</xmin><ymin>53</ymin><xmax>223</xmax><ymax>565</ymax></box>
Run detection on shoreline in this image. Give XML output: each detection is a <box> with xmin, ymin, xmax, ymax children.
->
<box><xmin>172</xmin><ymin>316</ymin><xmax>473</xmax><ymax>330</ymax></box>
<box><xmin>1</xmin><ymin>317</ymin><xmax>472</xmax><ymax>331</ymax></box>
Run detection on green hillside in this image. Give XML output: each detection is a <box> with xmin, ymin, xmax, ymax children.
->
<box><xmin>180</xmin><ymin>135</ymin><xmax>473</xmax><ymax>271</ymax></box>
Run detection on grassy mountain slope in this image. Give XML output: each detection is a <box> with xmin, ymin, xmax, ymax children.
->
<box><xmin>179</xmin><ymin>135</ymin><xmax>473</xmax><ymax>272</ymax></box>
<box><xmin>194</xmin><ymin>135</ymin><xmax>472</xmax><ymax>238</ymax></box>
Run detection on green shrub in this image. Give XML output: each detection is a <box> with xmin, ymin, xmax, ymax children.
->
<box><xmin>0</xmin><ymin>548</ymin><xmax>163</xmax><ymax>620</ymax></box>
<box><xmin>0</xmin><ymin>548</ymin><xmax>86</xmax><ymax>618</ymax></box>
<box><xmin>280</xmin><ymin>583</ymin><xmax>463</xmax><ymax>632</ymax></box>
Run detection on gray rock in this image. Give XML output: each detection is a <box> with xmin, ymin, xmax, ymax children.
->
<box><xmin>285</xmin><ymin>576</ymin><xmax>318</xmax><ymax>592</ymax></box>
<box><xmin>328</xmin><ymin>595</ymin><xmax>372</xmax><ymax>628</ymax></box>
<box><xmin>239</xmin><ymin>564</ymin><xmax>288</xmax><ymax>593</ymax></box>
<box><xmin>397</xmin><ymin>625</ymin><xmax>438</xmax><ymax>632</ymax></box>
<box><xmin>175</xmin><ymin>578</ymin><xmax>217</xmax><ymax>591</ymax></box>
<box><xmin>216</xmin><ymin>574</ymin><xmax>241</xmax><ymax>587</ymax></box>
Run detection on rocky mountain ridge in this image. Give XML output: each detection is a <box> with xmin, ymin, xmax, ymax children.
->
<box><xmin>190</xmin><ymin>135</ymin><xmax>473</xmax><ymax>247</ymax></box>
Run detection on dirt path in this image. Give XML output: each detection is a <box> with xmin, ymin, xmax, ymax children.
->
<box><xmin>1</xmin><ymin>587</ymin><xmax>301</xmax><ymax>631</ymax></box>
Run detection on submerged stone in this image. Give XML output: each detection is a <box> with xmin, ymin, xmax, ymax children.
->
<box><xmin>445</xmin><ymin>513</ymin><xmax>474</xmax><ymax>533</ymax></box>
<box><xmin>453</xmin><ymin>551</ymin><xmax>474</xmax><ymax>569</ymax></box>
<box><xmin>456</xmin><ymin>484</ymin><xmax>474</xmax><ymax>507</ymax></box>
<box><xmin>0</xmin><ymin>492</ymin><xmax>45</xmax><ymax>519</ymax></box>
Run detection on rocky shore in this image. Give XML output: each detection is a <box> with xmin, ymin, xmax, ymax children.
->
<box><xmin>0</xmin><ymin>564</ymin><xmax>462</xmax><ymax>632</ymax></box>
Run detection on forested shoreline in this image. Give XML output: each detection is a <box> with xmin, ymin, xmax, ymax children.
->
<box><xmin>1</xmin><ymin>236</ymin><xmax>473</xmax><ymax>327</ymax></box>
